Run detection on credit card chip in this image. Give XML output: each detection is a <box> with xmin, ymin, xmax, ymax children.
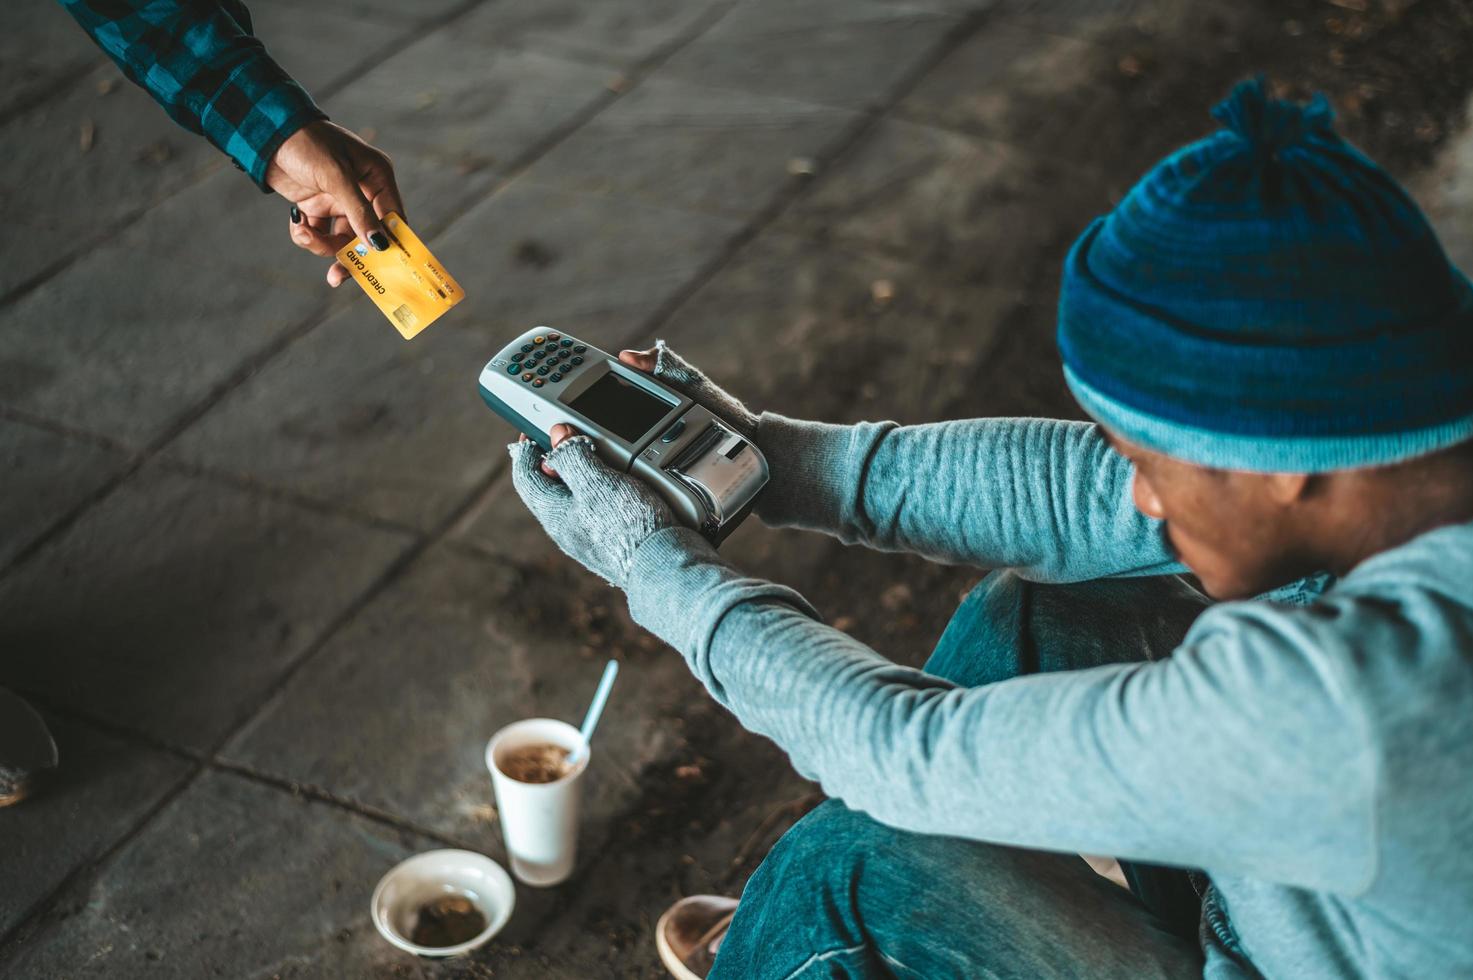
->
<box><xmin>392</xmin><ymin>304</ymin><xmax>418</xmax><ymax>332</ymax></box>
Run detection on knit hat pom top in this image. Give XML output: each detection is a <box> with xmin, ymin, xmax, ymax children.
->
<box><xmin>1057</xmin><ymin>77</ymin><xmax>1473</xmax><ymax>473</ymax></box>
<box><xmin>1210</xmin><ymin>76</ymin><xmax>1335</xmax><ymax>163</ymax></box>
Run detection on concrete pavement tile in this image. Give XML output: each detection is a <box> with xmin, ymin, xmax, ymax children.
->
<box><xmin>0</xmin><ymin>715</ymin><xmax>192</xmax><ymax>940</ymax></box>
<box><xmin>321</xmin><ymin>33</ymin><xmax>615</xmax><ymax>176</ymax></box>
<box><xmin>900</xmin><ymin>6</ymin><xmax>1267</xmax><ymax>179</ymax></box>
<box><xmin>170</xmin><ymin>179</ymin><xmax>740</xmax><ymax>531</ymax></box>
<box><xmin>1005</xmin><ymin>0</ymin><xmax>1236</xmax><ymax>41</ymax></box>
<box><xmin>429</xmin><ymin>178</ymin><xmax>744</xmax><ymax>346</ymax></box>
<box><xmin>658</xmin><ymin>0</ymin><xmax>960</xmax><ymax>111</ymax></box>
<box><xmin>220</xmin><ymin>540</ymin><xmax>836</xmax><ymax>977</ymax></box>
<box><xmin>243</xmin><ymin>0</ymin><xmax>406</xmax><ymax>96</ymax></box>
<box><xmin>456</xmin><ymin>0</ymin><xmax>731</xmax><ymax>69</ymax></box>
<box><xmin>899</xmin><ymin>21</ymin><xmax>1106</xmax><ymax>151</ymax></box>
<box><xmin>0</xmin><ymin>196</ymin><xmax>330</xmax><ymax>446</ymax></box>
<box><xmin>449</xmin><ymin>746</ymin><xmax>817</xmax><ymax>977</ymax></box>
<box><xmin>449</xmin><ymin>467</ymin><xmax>567</xmax><ymax>567</ymax></box>
<box><xmin>0</xmin><ymin>64</ymin><xmax>221</xmax><ymax>300</ymax></box>
<box><xmin>114</xmin><ymin>166</ymin><xmax>353</xmax><ymax>295</ymax></box>
<box><xmin>0</xmin><ymin>770</ymin><xmax>439</xmax><ymax>979</ymax></box>
<box><xmin>781</xmin><ymin>116</ymin><xmax>1111</xmax><ymax>289</ymax></box>
<box><xmin>0</xmin><ymin>421</ymin><xmax>126</xmax><ymax>569</ymax></box>
<box><xmin>528</xmin><ymin>76</ymin><xmax>860</xmax><ymax>219</ymax></box>
<box><xmin>0</xmin><ymin>465</ymin><xmax>411</xmax><ymax>750</ymax></box>
<box><xmin>334</xmin><ymin>0</ymin><xmax>469</xmax><ymax>24</ymax></box>
<box><xmin>372</xmin><ymin>148</ymin><xmax>504</xmax><ymax>237</ymax></box>
<box><xmin>454</xmin><ymin>232</ymin><xmax>1026</xmax><ymax>572</ymax></box>
<box><xmin>1411</xmin><ymin>97</ymin><xmax>1473</xmax><ymax>276</ymax></box>
<box><xmin>879</xmin><ymin>0</ymin><xmax>1002</xmax><ymax>10</ymax></box>
<box><xmin>0</xmin><ymin>0</ymin><xmax>105</xmax><ymax>121</ymax></box>
<box><xmin>222</xmin><ymin>545</ymin><xmax>730</xmax><ymax>852</ymax></box>
<box><xmin>168</xmin><ymin>302</ymin><xmax>507</xmax><ymax>532</ymax></box>
<box><xmin>648</xmin><ymin>232</ymin><xmax>1025</xmax><ymax>425</ymax></box>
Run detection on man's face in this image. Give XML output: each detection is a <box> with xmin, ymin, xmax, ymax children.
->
<box><xmin>1105</xmin><ymin>430</ymin><xmax>1315</xmax><ymax>600</ymax></box>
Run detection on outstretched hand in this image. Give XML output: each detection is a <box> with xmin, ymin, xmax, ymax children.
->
<box><xmin>266</xmin><ymin>120</ymin><xmax>405</xmax><ymax>287</ymax></box>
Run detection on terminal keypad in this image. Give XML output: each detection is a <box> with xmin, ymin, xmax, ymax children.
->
<box><xmin>511</xmin><ymin>332</ymin><xmax>590</xmax><ymax>383</ymax></box>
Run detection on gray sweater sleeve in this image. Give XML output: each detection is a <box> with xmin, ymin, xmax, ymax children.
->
<box><xmin>625</xmin><ymin>527</ymin><xmax>1379</xmax><ymax>895</ymax></box>
<box><xmin>754</xmin><ymin>414</ymin><xmax>1181</xmax><ymax>582</ymax></box>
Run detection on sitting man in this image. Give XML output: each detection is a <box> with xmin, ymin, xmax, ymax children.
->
<box><xmin>510</xmin><ymin>79</ymin><xmax>1473</xmax><ymax>978</ymax></box>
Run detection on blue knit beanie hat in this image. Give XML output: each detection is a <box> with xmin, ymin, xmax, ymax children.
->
<box><xmin>1057</xmin><ymin>77</ymin><xmax>1473</xmax><ymax>472</ymax></box>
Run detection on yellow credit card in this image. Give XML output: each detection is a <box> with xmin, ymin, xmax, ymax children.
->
<box><xmin>336</xmin><ymin>212</ymin><xmax>464</xmax><ymax>339</ymax></box>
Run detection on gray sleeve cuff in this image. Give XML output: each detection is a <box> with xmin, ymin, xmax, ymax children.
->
<box><xmin>753</xmin><ymin>413</ymin><xmax>896</xmax><ymax>533</ymax></box>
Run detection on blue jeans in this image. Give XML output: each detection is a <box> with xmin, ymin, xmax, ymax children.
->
<box><xmin>710</xmin><ymin>572</ymin><xmax>1212</xmax><ymax>979</ymax></box>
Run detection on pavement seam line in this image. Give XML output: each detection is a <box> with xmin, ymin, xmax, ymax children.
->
<box><xmin>619</xmin><ymin>8</ymin><xmax>995</xmax><ymax>351</ymax></box>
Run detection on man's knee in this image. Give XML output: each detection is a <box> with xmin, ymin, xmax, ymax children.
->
<box><xmin>758</xmin><ymin>799</ymin><xmax>884</xmax><ymax>887</ymax></box>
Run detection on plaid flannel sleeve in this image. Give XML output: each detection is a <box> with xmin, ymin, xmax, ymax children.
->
<box><xmin>58</xmin><ymin>0</ymin><xmax>328</xmax><ymax>191</ymax></box>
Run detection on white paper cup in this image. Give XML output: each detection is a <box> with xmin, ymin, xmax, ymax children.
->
<box><xmin>486</xmin><ymin>718</ymin><xmax>589</xmax><ymax>887</ymax></box>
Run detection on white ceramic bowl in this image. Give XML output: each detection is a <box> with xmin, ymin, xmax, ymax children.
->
<box><xmin>371</xmin><ymin>849</ymin><xmax>515</xmax><ymax>957</ymax></box>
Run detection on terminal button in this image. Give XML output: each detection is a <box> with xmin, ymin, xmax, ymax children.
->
<box><xmin>506</xmin><ymin>363</ymin><xmax>521</xmax><ymax>375</ymax></box>
<box><xmin>536</xmin><ymin>365</ymin><xmax>550</xmax><ymax>376</ymax></box>
<box><xmin>570</xmin><ymin>355</ymin><xmax>584</xmax><ymax>365</ymax></box>
<box><xmin>573</xmin><ymin>344</ymin><xmax>587</xmax><ymax>354</ymax></box>
<box><xmin>532</xmin><ymin>379</ymin><xmax>544</xmax><ymax>388</ymax></box>
<box><xmin>533</xmin><ymin>335</ymin><xmax>546</xmax><ymax>345</ymax></box>
<box><xmin>549</xmin><ymin>373</ymin><xmax>563</xmax><ymax>382</ymax></box>
<box><xmin>521</xmin><ymin>343</ymin><xmax>534</xmax><ymax>353</ymax></box>
<box><xmin>560</xmin><ymin>338</ymin><xmax>573</xmax><ymax>348</ymax></box>
<box><xmin>661</xmin><ymin>419</ymin><xmax>687</xmax><ymax>443</ymax></box>
<box><xmin>521</xmin><ymin>372</ymin><xmax>535</xmax><ymax>382</ymax></box>
<box><xmin>547</xmin><ymin>333</ymin><xmax>561</xmax><ymax>341</ymax></box>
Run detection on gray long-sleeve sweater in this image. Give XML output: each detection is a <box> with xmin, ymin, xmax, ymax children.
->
<box><xmin>624</xmin><ymin>415</ymin><xmax>1473</xmax><ymax>979</ymax></box>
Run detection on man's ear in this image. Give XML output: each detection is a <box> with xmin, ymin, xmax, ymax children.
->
<box><xmin>1263</xmin><ymin>471</ymin><xmax>1313</xmax><ymax>505</ymax></box>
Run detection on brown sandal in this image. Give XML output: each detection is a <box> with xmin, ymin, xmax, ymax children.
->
<box><xmin>655</xmin><ymin>895</ymin><xmax>740</xmax><ymax>980</ymax></box>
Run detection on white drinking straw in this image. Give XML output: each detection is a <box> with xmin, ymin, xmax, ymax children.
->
<box><xmin>567</xmin><ymin>660</ymin><xmax>618</xmax><ymax>765</ymax></box>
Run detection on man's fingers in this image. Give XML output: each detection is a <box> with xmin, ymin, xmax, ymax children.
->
<box><xmin>618</xmin><ymin>349</ymin><xmax>658</xmax><ymax>372</ymax></box>
<box><xmin>326</xmin><ymin>262</ymin><xmax>351</xmax><ymax>288</ymax></box>
<box><xmin>545</xmin><ymin>436</ymin><xmax>614</xmax><ymax>497</ymax></box>
<box><xmin>508</xmin><ymin>440</ymin><xmax>569</xmax><ymax>512</ymax></box>
<box><xmin>519</xmin><ymin>431</ymin><xmax>564</xmax><ymax>477</ymax></box>
<box><xmin>541</xmin><ymin>424</ymin><xmax>578</xmax><ymax>477</ymax></box>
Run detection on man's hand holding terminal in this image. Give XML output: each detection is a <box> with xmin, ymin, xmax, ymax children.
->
<box><xmin>508</xmin><ymin>343</ymin><xmax>767</xmax><ymax>587</ymax></box>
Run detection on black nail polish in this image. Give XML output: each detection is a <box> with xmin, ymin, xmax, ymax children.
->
<box><xmin>369</xmin><ymin>231</ymin><xmax>389</xmax><ymax>251</ymax></box>
<box><xmin>290</xmin><ymin>205</ymin><xmax>301</xmax><ymax>224</ymax></box>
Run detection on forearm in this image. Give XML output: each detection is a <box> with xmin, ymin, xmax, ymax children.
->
<box><xmin>757</xmin><ymin>414</ymin><xmax>1181</xmax><ymax>582</ymax></box>
<box><xmin>58</xmin><ymin>0</ymin><xmax>325</xmax><ymax>187</ymax></box>
<box><xmin>626</xmin><ymin>529</ymin><xmax>1376</xmax><ymax>893</ymax></box>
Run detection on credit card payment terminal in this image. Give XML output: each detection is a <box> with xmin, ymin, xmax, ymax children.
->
<box><xmin>478</xmin><ymin>328</ymin><xmax>768</xmax><ymax>544</ymax></box>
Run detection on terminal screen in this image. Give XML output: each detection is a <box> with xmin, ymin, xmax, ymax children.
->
<box><xmin>567</xmin><ymin>370</ymin><xmax>675</xmax><ymax>443</ymax></box>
